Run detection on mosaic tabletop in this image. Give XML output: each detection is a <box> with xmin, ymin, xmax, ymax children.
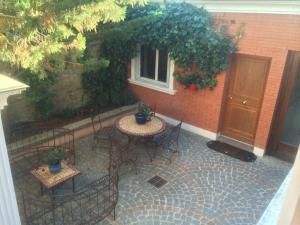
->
<box><xmin>116</xmin><ymin>114</ymin><xmax>166</xmax><ymax>137</ymax></box>
<box><xmin>31</xmin><ymin>162</ymin><xmax>80</xmax><ymax>189</ymax></box>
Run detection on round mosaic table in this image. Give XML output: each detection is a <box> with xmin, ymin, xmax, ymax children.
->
<box><xmin>116</xmin><ymin>114</ymin><xmax>166</xmax><ymax>137</ymax></box>
<box><xmin>115</xmin><ymin>114</ymin><xmax>166</xmax><ymax>166</ymax></box>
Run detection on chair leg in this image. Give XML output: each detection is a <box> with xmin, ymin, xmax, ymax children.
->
<box><xmin>133</xmin><ymin>155</ymin><xmax>138</xmax><ymax>175</ymax></box>
<box><xmin>92</xmin><ymin>136</ymin><xmax>96</xmax><ymax>151</ymax></box>
<box><xmin>166</xmin><ymin>145</ymin><xmax>179</xmax><ymax>164</ymax></box>
<box><xmin>113</xmin><ymin>207</ymin><xmax>116</xmax><ymax>220</ymax></box>
<box><xmin>166</xmin><ymin>148</ymin><xmax>172</xmax><ymax>164</ymax></box>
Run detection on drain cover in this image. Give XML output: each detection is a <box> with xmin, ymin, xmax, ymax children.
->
<box><xmin>148</xmin><ymin>175</ymin><xmax>167</xmax><ymax>188</ymax></box>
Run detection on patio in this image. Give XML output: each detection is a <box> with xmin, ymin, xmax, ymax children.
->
<box><xmin>12</xmin><ymin>125</ymin><xmax>291</xmax><ymax>225</ymax></box>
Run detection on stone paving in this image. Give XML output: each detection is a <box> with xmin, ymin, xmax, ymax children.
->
<box><xmin>13</xmin><ymin>129</ymin><xmax>291</xmax><ymax>225</ymax></box>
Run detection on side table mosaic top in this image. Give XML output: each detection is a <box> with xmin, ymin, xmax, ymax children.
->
<box><xmin>31</xmin><ymin>162</ymin><xmax>80</xmax><ymax>189</ymax></box>
<box><xmin>116</xmin><ymin>114</ymin><xmax>166</xmax><ymax>137</ymax></box>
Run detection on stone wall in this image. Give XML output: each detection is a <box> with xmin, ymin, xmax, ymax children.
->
<box><xmin>50</xmin><ymin>63</ymin><xmax>89</xmax><ymax>112</ymax></box>
<box><xmin>1</xmin><ymin>62</ymin><xmax>89</xmax><ymax>129</ymax></box>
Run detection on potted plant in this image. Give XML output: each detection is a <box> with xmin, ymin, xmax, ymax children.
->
<box><xmin>135</xmin><ymin>102</ymin><xmax>152</xmax><ymax>124</ymax></box>
<box><xmin>47</xmin><ymin>148</ymin><xmax>66</xmax><ymax>173</ymax></box>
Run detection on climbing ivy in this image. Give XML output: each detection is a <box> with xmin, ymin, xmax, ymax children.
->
<box><xmin>96</xmin><ymin>2</ymin><xmax>239</xmax><ymax>91</ymax></box>
<box><xmin>82</xmin><ymin>2</ymin><xmax>240</xmax><ymax>109</ymax></box>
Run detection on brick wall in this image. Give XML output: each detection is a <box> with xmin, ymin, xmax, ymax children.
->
<box><xmin>129</xmin><ymin>13</ymin><xmax>300</xmax><ymax>150</ymax></box>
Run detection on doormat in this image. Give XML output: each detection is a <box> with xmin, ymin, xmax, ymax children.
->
<box><xmin>207</xmin><ymin>141</ymin><xmax>257</xmax><ymax>162</ymax></box>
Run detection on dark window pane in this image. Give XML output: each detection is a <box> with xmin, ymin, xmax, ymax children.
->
<box><xmin>158</xmin><ymin>48</ymin><xmax>168</xmax><ymax>82</ymax></box>
<box><xmin>140</xmin><ymin>45</ymin><xmax>155</xmax><ymax>79</ymax></box>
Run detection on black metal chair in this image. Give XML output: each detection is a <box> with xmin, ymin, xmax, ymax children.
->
<box><xmin>91</xmin><ymin>114</ymin><xmax>115</xmax><ymax>151</ymax></box>
<box><xmin>110</xmin><ymin>136</ymin><xmax>138</xmax><ymax>175</ymax></box>
<box><xmin>20</xmin><ymin>139</ymin><xmax>119</xmax><ymax>225</ymax></box>
<box><xmin>153</xmin><ymin>121</ymin><xmax>182</xmax><ymax>163</ymax></box>
<box><xmin>8</xmin><ymin>122</ymin><xmax>119</xmax><ymax>224</ymax></box>
<box><xmin>8</xmin><ymin>126</ymin><xmax>76</xmax><ymax>193</ymax></box>
<box><xmin>22</xmin><ymin>174</ymin><xmax>118</xmax><ymax>225</ymax></box>
<box><xmin>149</xmin><ymin>104</ymin><xmax>156</xmax><ymax>117</ymax></box>
<box><xmin>7</xmin><ymin>125</ymin><xmax>76</xmax><ymax>164</ymax></box>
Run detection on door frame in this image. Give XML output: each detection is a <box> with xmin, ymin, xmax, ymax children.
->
<box><xmin>218</xmin><ymin>53</ymin><xmax>271</xmax><ymax>148</ymax></box>
<box><xmin>267</xmin><ymin>51</ymin><xmax>300</xmax><ymax>161</ymax></box>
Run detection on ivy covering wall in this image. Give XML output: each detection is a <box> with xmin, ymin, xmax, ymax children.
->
<box><xmin>82</xmin><ymin>2</ymin><xmax>239</xmax><ymax>101</ymax></box>
<box><xmin>2</xmin><ymin>2</ymin><xmax>239</xmax><ymax>120</ymax></box>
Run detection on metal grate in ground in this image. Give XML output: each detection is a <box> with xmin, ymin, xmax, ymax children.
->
<box><xmin>147</xmin><ymin>175</ymin><xmax>167</xmax><ymax>188</ymax></box>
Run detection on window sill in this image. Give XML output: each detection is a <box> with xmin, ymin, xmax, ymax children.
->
<box><xmin>128</xmin><ymin>79</ymin><xmax>176</xmax><ymax>95</ymax></box>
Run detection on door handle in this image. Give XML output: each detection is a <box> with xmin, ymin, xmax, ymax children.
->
<box><xmin>229</xmin><ymin>96</ymin><xmax>233</xmax><ymax>100</ymax></box>
<box><xmin>242</xmin><ymin>100</ymin><xmax>247</xmax><ymax>104</ymax></box>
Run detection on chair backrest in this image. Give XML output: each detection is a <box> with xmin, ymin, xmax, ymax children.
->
<box><xmin>150</xmin><ymin>104</ymin><xmax>156</xmax><ymax>117</ymax></box>
<box><xmin>91</xmin><ymin>113</ymin><xmax>105</xmax><ymax>134</ymax></box>
<box><xmin>21</xmin><ymin>139</ymin><xmax>119</xmax><ymax>225</ymax></box>
<box><xmin>169</xmin><ymin>121</ymin><xmax>183</xmax><ymax>144</ymax></box>
<box><xmin>35</xmin><ymin>146</ymin><xmax>74</xmax><ymax>166</ymax></box>
<box><xmin>163</xmin><ymin>121</ymin><xmax>182</xmax><ymax>147</ymax></box>
<box><xmin>10</xmin><ymin>148</ymin><xmax>40</xmax><ymax>186</ymax></box>
<box><xmin>109</xmin><ymin>137</ymin><xmax>122</xmax><ymax>169</ymax></box>
<box><xmin>22</xmin><ymin>174</ymin><xmax>118</xmax><ymax>225</ymax></box>
<box><xmin>7</xmin><ymin>126</ymin><xmax>75</xmax><ymax>157</ymax></box>
<box><xmin>8</xmin><ymin>126</ymin><xmax>76</xmax><ymax>185</ymax></box>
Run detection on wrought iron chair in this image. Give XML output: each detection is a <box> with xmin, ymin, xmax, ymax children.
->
<box><xmin>9</xmin><ymin>148</ymin><xmax>40</xmax><ymax>190</ymax></box>
<box><xmin>149</xmin><ymin>104</ymin><xmax>156</xmax><ymax>117</ymax></box>
<box><xmin>8</xmin><ymin>125</ymin><xmax>76</xmax><ymax>192</ymax></box>
<box><xmin>110</xmin><ymin>136</ymin><xmax>138</xmax><ymax>175</ymax></box>
<box><xmin>153</xmin><ymin>121</ymin><xmax>182</xmax><ymax>163</ymax></box>
<box><xmin>91</xmin><ymin>114</ymin><xmax>115</xmax><ymax>151</ymax></box>
<box><xmin>20</xmin><ymin>139</ymin><xmax>119</xmax><ymax>225</ymax></box>
<box><xmin>7</xmin><ymin>125</ymin><xmax>76</xmax><ymax>164</ymax></box>
<box><xmin>22</xmin><ymin>173</ymin><xmax>119</xmax><ymax>225</ymax></box>
<box><xmin>10</xmin><ymin>145</ymin><xmax>76</xmax><ymax>198</ymax></box>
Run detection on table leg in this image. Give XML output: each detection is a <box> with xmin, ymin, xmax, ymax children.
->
<box><xmin>72</xmin><ymin>177</ymin><xmax>75</xmax><ymax>192</ymax></box>
<box><xmin>144</xmin><ymin>137</ymin><xmax>154</xmax><ymax>162</ymax></box>
<box><xmin>119</xmin><ymin>135</ymin><xmax>138</xmax><ymax>174</ymax></box>
<box><xmin>40</xmin><ymin>183</ymin><xmax>44</xmax><ymax>195</ymax></box>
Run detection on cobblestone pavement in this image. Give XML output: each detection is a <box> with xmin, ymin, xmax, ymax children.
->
<box><xmin>14</xmin><ymin>129</ymin><xmax>291</xmax><ymax>225</ymax></box>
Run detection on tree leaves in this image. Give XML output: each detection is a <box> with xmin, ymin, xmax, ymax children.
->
<box><xmin>0</xmin><ymin>0</ymin><xmax>144</xmax><ymax>77</ymax></box>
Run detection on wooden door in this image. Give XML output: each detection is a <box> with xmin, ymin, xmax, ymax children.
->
<box><xmin>267</xmin><ymin>51</ymin><xmax>300</xmax><ymax>162</ymax></box>
<box><xmin>221</xmin><ymin>54</ymin><xmax>271</xmax><ymax>144</ymax></box>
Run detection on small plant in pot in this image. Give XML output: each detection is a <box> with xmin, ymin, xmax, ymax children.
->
<box><xmin>47</xmin><ymin>148</ymin><xmax>66</xmax><ymax>174</ymax></box>
<box><xmin>135</xmin><ymin>102</ymin><xmax>152</xmax><ymax>124</ymax></box>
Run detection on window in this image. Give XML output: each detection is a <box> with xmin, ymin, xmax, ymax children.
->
<box><xmin>129</xmin><ymin>45</ymin><xmax>176</xmax><ymax>95</ymax></box>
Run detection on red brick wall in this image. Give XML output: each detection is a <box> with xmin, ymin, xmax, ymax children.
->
<box><xmin>129</xmin><ymin>13</ymin><xmax>300</xmax><ymax>149</ymax></box>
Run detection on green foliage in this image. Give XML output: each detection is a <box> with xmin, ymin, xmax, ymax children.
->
<box><xmin>82</xmin><ymin>64</ymin><xmax>137</xmax><ymax>107</ymax></box>
<box><xmin>1</xmin><ymin>0</ymin><xmax>145</xmax><ymax>119</ymax></box>
<box><xmin>0</xmin><ymin>0</ymin><xmax>145</xmax><ymax>78</ymax></box>
<box><xmin>126</xmin><ymin>3</ymin><xmax>162</xmax><ymax>20</ymax></box>
<box><xmin>47</xmin><ymin>148</ymin><xmax>66</xmax><ymax>166</ymax></box>
<box><xmin>57</xmin><ymin>107</ymin><xmax>80</xmax><ymax>119</ymax></box>
<box><xmin>82</xmin><ymin>24</ymin><xmax>138</xmax><ymax>107</ymax></box>
<box><xmin>173</xmin><ymin>72</ymin><xmax>218</xmax><ymax>90</ymax></box>
<box><xmin>97</xmin><ymin>2</ymin><xmax>238</xmax><ymax>91</ymax></box>
<box><xmin>83</xmin><ymin>58</ymin><xmax>110</xmax><ymax>73</ymax></box>
<box><xmin>19</xmin><ymin>70</ymin><xmax>55</xmax><ymax>119</ymax></box>
<box><xmin>138</xmin><ymin>102</ymin><xmax>152</xmax><ymax>119</ymax></box>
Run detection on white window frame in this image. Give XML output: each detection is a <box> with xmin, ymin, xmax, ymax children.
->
<box><xmin>129</xmin><ymin>47</ymin><xmax>176</xmax><ymax>95</ymax></box>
